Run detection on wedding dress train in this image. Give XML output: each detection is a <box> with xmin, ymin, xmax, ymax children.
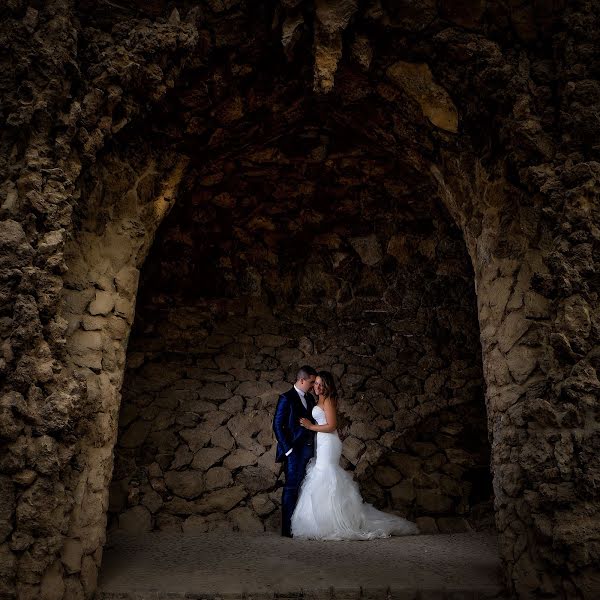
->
<box><xmin>291</xmin><ymin>405</ymin><xmax>419</xmax><ymax>540</ymax></box>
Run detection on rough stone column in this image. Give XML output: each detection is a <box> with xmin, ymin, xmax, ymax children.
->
<box><xmin>475</xmin><ymin>247</ymin><xmax>555</xmax><ymax>598</ymax></box>
<box><xmin>1</xmin><ymin>2</ymin><xmax>197</xmax><ymax>595</ymax></box>
<box><xmin>436</xmin><ymin>156</ymin><xmax>600</xmax><ymax>598</ymax></box>
<box><xmin>54</xmin><ymin>154</ymin><xmax>188</xmax><ymax>598</ymax></box>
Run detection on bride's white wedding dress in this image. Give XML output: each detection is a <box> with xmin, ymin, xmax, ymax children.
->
<box><xmin>291</xmin><ymin>405</ymin><xmax>419</xmax><ymax>540</ymax></box>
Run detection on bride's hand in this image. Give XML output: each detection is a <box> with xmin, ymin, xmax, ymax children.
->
<box><xmin>299</xmin><ymin>418</ymin><xmax>312</xmax><ymax>430</ymax></box>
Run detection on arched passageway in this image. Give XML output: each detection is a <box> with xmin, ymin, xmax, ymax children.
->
<box><xmin>107</xmin><ymin>121</ymin><xmax>493</xmax><ymax>537</ymax></box>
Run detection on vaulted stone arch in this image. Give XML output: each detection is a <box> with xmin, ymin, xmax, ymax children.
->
<box><xmin>105</xmin><ymin>119</ymin><xmax>490</xmax><ymax>539</ymax></box>
<box><xmin>1</xmin><ymin>2</ymin><xmax>598</xmax><ymax>600</ymax></box>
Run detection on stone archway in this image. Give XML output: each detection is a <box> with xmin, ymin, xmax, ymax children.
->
<box><xmin>1</xmin><ymin>2</ymin><xmax>599</xmax><ymax>599</ymax></box>
<box><xmin>105</xmin><ymin>125</ymin><xmax>492</xmax><ymax>538</ymax></box>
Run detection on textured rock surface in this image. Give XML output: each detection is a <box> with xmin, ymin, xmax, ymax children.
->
<box><xmin>0</xmin><ymin>1</ymin><xmax>599</xmax><ymax>599</ymax></box>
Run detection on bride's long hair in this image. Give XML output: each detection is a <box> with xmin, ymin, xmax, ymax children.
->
<box><xmin>318</xmin><ymin>370</ymin><xmax>338</xmax><ymax>404</ymax></box>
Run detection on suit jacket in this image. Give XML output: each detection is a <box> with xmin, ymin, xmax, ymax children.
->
<box><xmin>273</xmin><ymin>387</ymin><xmax>316</xmax><ymax>462</ymax></box>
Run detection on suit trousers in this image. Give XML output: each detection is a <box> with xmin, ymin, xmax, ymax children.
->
<box><xmin>281</xmin><ymin>442</ymin><xmax>314</xmax><ymax>537</ymax></box>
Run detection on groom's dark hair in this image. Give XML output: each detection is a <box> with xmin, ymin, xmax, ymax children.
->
<box><xmin>297</xmin><ymin>365</ymin><xmax>318</xmax><ymax>380</ymax></box>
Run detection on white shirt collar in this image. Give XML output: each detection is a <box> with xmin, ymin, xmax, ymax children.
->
<box><xmin>293</xmin><ymin>384</ymin><xmax>305</xmax><ymax>398</ymax></box>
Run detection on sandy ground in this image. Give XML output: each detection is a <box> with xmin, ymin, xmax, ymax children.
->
<box><xmin>97</xmin><ymin>531</ymin><xmax>507</xmax><ymax>599</ymax></box>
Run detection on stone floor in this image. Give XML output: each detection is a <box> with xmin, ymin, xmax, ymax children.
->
<box><xmin>97</xmin><ymin>531</ymin><xmax>508</xmax><ymax>599</ymax></box>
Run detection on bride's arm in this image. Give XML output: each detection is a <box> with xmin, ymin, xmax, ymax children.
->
<box><xmin>300</xmin><ymin>399</ymin><xmax>337</xmax><ymax>433</ymax></box>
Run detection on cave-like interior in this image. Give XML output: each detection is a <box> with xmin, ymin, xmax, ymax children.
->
<box><xmin>108</xmin><ymin>114</ymin><xmax>492</xmax><ymax>535</ymax></box>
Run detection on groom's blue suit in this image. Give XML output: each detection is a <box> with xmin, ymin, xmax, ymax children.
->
<box><xmin>273</xmin><ymin>387</ymin><xmax>316</xmax><ymax>537</ymax></box>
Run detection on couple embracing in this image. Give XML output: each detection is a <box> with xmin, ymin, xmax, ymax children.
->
<box><xmin>272</xmin><ymin>366</ymin><xmax>419</xmax><ymax>540</ymax></box>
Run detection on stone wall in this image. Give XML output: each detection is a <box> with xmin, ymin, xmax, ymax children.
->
<box><xmin>108</xmin><ymin>180</ymin><xmax>490</xmax><ymax>535</ymax></box>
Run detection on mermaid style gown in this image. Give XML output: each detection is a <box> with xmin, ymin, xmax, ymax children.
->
<box><xmin>291</xmin><ymin>405</ymin><xmax>419</xmax><ymax>540</ymax></box>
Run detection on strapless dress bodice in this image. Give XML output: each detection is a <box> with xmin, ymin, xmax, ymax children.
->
<box><xmin>312</xmin><ymin>404</ymin><xmax>327</xmax><ymax>425</ymax></box>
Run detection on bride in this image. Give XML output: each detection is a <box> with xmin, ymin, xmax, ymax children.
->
<box><xmin>291</xmin><ymin>371</ymin><xmax>419</xmax><ymax>540</ymax></box>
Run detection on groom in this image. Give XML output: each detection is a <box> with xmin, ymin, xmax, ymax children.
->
<box><xmin>273</xmin><ymin>365</ymin><xmax>318</xmax><ymax>537</ymax></box>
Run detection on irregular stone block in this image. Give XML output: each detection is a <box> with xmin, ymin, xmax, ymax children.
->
<box><xmin>415</xmin><ymin>489</ymin><xmax>454</xmax><ymax>513</ymax></box>
<box><xmin>411</xmin><ymin>442</ymin><xmax>438</xmax><ymax>458</ymax></box>
<box><xmin>436</xmin><ymin>517</ymin><xmax>471</xmax><ymax>534</ymax></box>
<box><xmin>155</xmin><ymin>514</ymin><xmax>183</xmax><ymax>532</ymax></box>
<box><xmin>211</xmin><ymin>426</ymin><xmax>235</xmax><ymax>450</ymax></box>
<box><xmin>191</xmin><ymin>447</ymin><xmax>228</xmax><ymax>470</ymax></box>
<box><xmin>313</xmin><ymin>0</ymin><xmax>358</xmax><ymax>93</ymax></box>
<box><xmin>141</xmin><ymin>490</ymin><xmax>164</xmax><ymax>514</ymax></box>
<box><xmin>220</xmin><ymin>396</ymin><xmax>244</xmax><ymax>413</ymax></box>
<box><xmin>561</xmin><ymin>294</ymin><xmax>591</xmax><ymax>339</ymax></box>
<box><xmin>215</xmin><ymin>355</ymin><xmax>246</xmax><ymax>371</ymax></box>
<box><xmin>342</xmin><ymin>436</ymin><xmax>365</xmax><ymax>465</ymax></box>
<box><xmin>349</xmin><ymin>421</ymin><xmax>379</xmax><ymax>440</ymax></box>
<box><xmin>255</xmin><ymin>334</ymin><xmax>288</xmax><ymax>347</ymax></box>
<box><xmin>162</xmin><ymin>497</ymin><xmax>198</xmax><ymax>516</ymax></box>
<box><xmin>179</xmin><ymin>399</ymin><xmax>215</xmax><ymax>415</ymax></box>
<box><xmin>196</xmin><ymin>486</ymin><xmax>247</xmax><ymax>514</ymax></box>
<box><xmin>439</xmin><ymin>474</ymin><xmax>463</xmax><ymax>497</ymax></box>
<box><xmin>251</xmin><ymin>493</ymin><xmax>276</xmax><ymax>517</ymax></box>
<box><xmin>0</xmin><ymin>220</ymin><xmax>27</xmax><ymax>248</ymax></box>
<box><xmin>61</xmin><ymin>539</ymin><xmax>83</xmax><ymax>574</ymax></box>
<box><xmin>230</xmin><ymin>368</ymin><xmax>260</xmax><ymax>382</ymax></box>
<box><xmin>114</xmin><ymin>296</ymin><xmax>135</xmax><ymax>324</ymax></box>
<box><xmin>199</xmin><ymin>411</ymin><xmax>230</xmax><ymax>431</ymax></box>
<box><xmin>205</xmin><ymin>467</ymin><xmax>233</xmax><ymax>491</ymax></box>
<box><xmin>223</xmin><ymin>449</ymin><xmax>258</xmax><ymax>470</ymax></box>
<box><xmin>391</xmin><ymin>479</ymin><xmax>415</xmax><ymax>505</ymax></box>
<box><xmin>118</xmin><ymin>505</ymin><xmax>152</xmax><ymax>533</ymax></box>
<box><xmin>235</xmin><ymin>465</ymin><xmax>277</xmax><ymax>494</ymax></box>
<box><xmin>182</xmin><ymin>515</ymin><xmax>208</xmax><ymax>534</ymax></box>
<box><xmin>387</xmin><ymin>61</ymin><xmax>458</xmax><ymax>132</ymax></box>
<box><xmin>88</xmin><ymin>290</ymin><xmax>115</xmax><ymax>316</ymax></box>
<box><xmin>170</xmin><ymin>445</ymin><xmax>193</xmax><ymax>470</ymax></box>
<box><xmin>81</xmin><ymin>315</ymin><xmax>105</xmax><ymax>331</ymax></box>
<box><xmin>350</xmin><ymin>234</ymin><xmax>382</xmax><ymax>265</ymax></box>
<box><xmin>497</xmin><ymin>311</ymin><xmax>530</xmax><ymax>354</ymax></box>
<box><xmin>40</xmin><ymin>560</ymin><xmax>64</xmax><ymax>600</ymax></box>
<box><xmin>374</xmin><ymin>466</ymin><xmax>402</xmax><ymax>487</ymax></box>
<box><xmin>276</xmin><ymin>347</ymin><xmax>304</xmax><ymax>365</ymax></box>
<box><xmin>256</xmin><ymin>445</ymin><xmax>279</xmax><ymax>474</ymax></box>
<box><xmin>152</xmin><ymin>410</ymin><xmax>176</xmax><ymax>432</ymax></box>
<box><xmin>200</xmin><ymin>383</ymin><xmax>232</xmax><ymax>402</ymax></box>
<box><xmin>107</xmin><ymin>315</ymin><xmax>129</xmax><ymax>340</ymax></box>
<box><xmin>114</xmin><ymin>266</ymin><xmax>139</xmax><ymax>299</ymax></box>
<box><xmin>415</xmin><ymin>516</ymin><xmax>438</xmax><ymax>534</ymax></box>
<box><xmin>69</xmin><ymin>330</ymin><xmax>102</xmax><ymax>369</ymax></box>
<box><xmin>443</xmin><ymin>449</ymin><xmax>473</xmax><ymax>466</ymax></box>
<box><xmin>235</xmin><ymin>380</ymin><xmax>272</xmax><ymax>398</ymax></box>
<box><xmin>164</xmin><ymin>470</ymin><xmax>205</xmax><ymax>499</ymax></box>
<box><xmin>180</xmin><ymin>428</ymin><xmax>211</xmax><ymax>453</ymax></box>
<box><xmin>228</xmin><ymin>506</ymin><xmax>264</xmax><ymax>533</ymax></box>
<box><xmin>506</xmin><ymin>344</ymin><xmax>538</xmax><ymax>384</ymax></box>
<box><xmin>189</xmin><ymin>368</ymin><xmax>234</xmax><ymax>382</ymax></box>
<box><xmin>341</xmin><ymin>372</ymin><xmax>365</xmax><ymax>390</ymax></box>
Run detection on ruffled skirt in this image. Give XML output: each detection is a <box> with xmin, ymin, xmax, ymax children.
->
<box><xmin>291</xmin><ymin>431</ymin><xmax>419</xmax><ymax>540</ymax></box>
